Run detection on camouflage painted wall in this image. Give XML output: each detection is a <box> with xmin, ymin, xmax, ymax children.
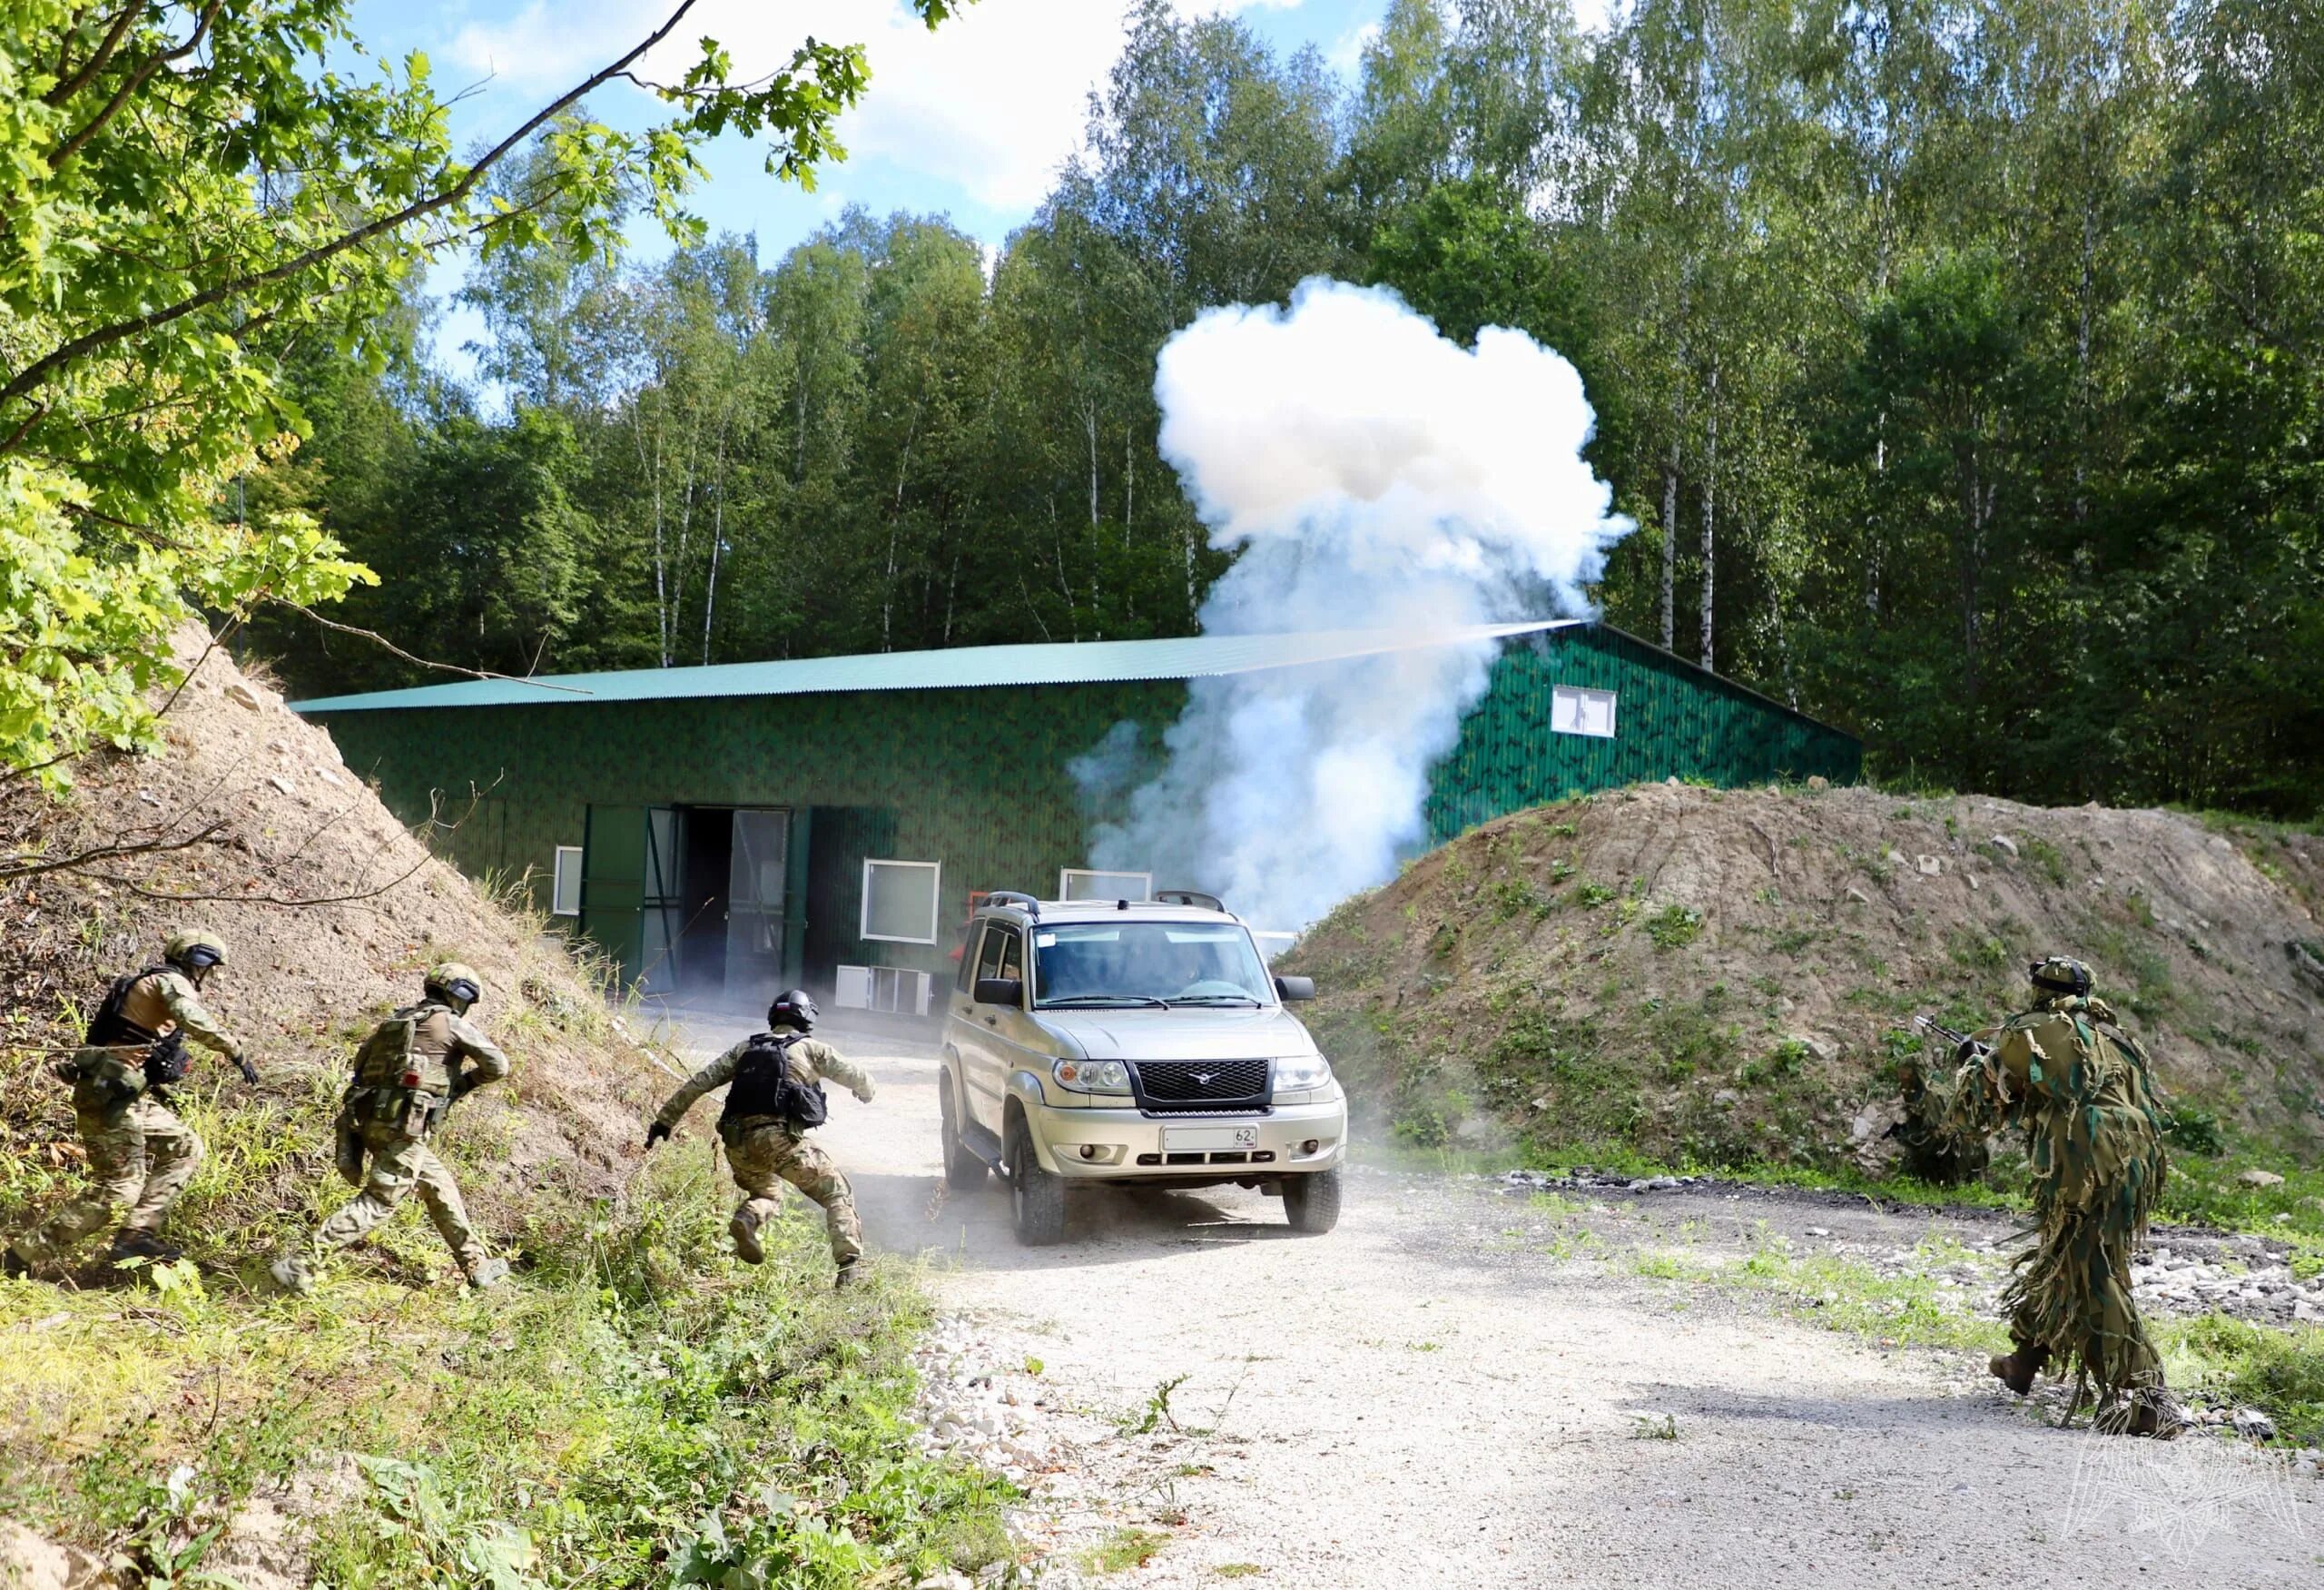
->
<box><xmin>310</xmin><ymin>626</ymin><xmax>1860</xmax><ymax>989</ymax></box>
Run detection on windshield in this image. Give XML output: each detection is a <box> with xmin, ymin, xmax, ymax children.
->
<box><xmin>1030</xmin><ymin>921</ymin><xmax>1275</xmax><ymax>1008</ymax></box>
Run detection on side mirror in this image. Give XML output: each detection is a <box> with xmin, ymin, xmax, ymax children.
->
<box><xmin>974</xmin><ymin>976</ymin><xmax>1024</xmax><ymax>1008</ymax></box>
<box><xmin>1275</xmin><ymin>974</ymin><xmax>1315</xmax><ymax>1002</ymax></box>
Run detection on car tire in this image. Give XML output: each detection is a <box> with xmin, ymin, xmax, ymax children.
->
<box><xmin>1008</xmin><ymin>1115</ymin><xmax>1068</xmax><ymax>1247</ymax></box>
<box><xmin>1283</xmin><ymin>1168</ymin><xmax>1344</xmax><ymax>1235</ymax></box>
<box><xmin>939</xmin><ymin>1072</ymin><xmax>986</xmax><ymax>1189</ymax></box>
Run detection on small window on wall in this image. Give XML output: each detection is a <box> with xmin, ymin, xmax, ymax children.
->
<box><xmin>862</xmin><ymin>858</ymin><xmax>942</xmax><ymax>944</ymax></box>
<box><xmin>551</xmin><ymin>845</ymin><xmax>583</xmax><ymax>916</ymax></box>
<box><xmin>1551</xmin><ymin>685</ymin><xmax>1618</xmax><ymax>738</ymax></box>
<box><xmin>1061</xmin><ymin>868</ymin><xmax>1152</xmax><ymax>902</ymax></box>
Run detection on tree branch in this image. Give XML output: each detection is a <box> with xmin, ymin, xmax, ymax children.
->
<box><xmin>49</xmin><ymin>0</ymin><xmax>224</xmax><ymax>171</ymax></box>
<box><xmin>271</xmin><ymin>600</ymin><xmax>592</xmax><ymax>695</ymax></box>
<box><xmin>44</xmin><ymin>1</ymin><xmax>148</xmax><ymax>109</ymax></box>
<box><xmin>0</xmin><ymin>819</ymin><xmax>226</xmax><ymax>884</ymax></box>
<box><xmin>1</xmin><ymin>1</ymin><xmax>703</xmax><ymax>414</ymax></box>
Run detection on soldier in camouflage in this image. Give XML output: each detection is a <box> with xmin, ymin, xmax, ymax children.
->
<box><xmin>1906</xmin><ymin>955</ymin><xmax>2181</xmax><ymax>1436</ymax></box>
<box><xmin>647</xmin><ymin>989</ymin><xmax>876</xmax><ymax>1288</ymax></box>
<box><xmin>5</xmin><ymin>931</ymin><xmax>255</xmax><ymax>1275</ymax></box>
<box><xmin>270</xmin><ymin>963</ymin><xmax>511</xmax><ymax>1294</ymax></box>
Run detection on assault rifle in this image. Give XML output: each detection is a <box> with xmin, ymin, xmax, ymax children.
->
<box><xmin>1914</xmin><ymin>1014</ymin><xmax>1990</xmax><ymax>1060</ymax></box>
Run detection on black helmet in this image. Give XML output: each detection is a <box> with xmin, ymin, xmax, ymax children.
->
<box><xmin>2029</xmin><ymin>955</ymin><xmax>2094</xmax><ymax>999</ymax></box>
<box><xmin>768</xmin><ymin>989</ymin><xmax>818</xmax><ymax>1033</ymax></box>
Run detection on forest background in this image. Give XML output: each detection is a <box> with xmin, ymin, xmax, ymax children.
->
<box><xmin>249</xmin><ymin>0</ymin><xmax>2324</xmax><ymax>819</ymax></box>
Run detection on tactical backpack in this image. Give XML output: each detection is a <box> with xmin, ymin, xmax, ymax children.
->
<box><xmin>718</xmin><ymin>1032</ymin><xmax>828</xmax><ymax>1133</ymax></box>
<box><xmin>84</xmin><ymin>965</ymin><xmax>188</xmax><ymax>1092</ymax></box>
<box><xmin>345</xmin><ymin>1005</ymin><xmax>448</xmax><ymax>1141</ymax></box>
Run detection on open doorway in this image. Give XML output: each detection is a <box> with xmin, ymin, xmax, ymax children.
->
<box><xmin>671</xmin><ymin>806</ymin><xmax>791</xmax><ymax>1006</ymax></box>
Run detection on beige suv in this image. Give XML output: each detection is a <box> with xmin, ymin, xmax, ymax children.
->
<box><xmin>938</xmin><ymin>892</ymin><xmax>1347</xmax><ymax>1245</ymax></box>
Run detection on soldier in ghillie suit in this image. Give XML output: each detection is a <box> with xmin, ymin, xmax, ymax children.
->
<box><xmin>647</xmin><ymin>989</ymin><xmax>876</xmax><ymax>1289</ymax></box>
<box><xmin>271</xmin><ymin>963</ymin><xmax>510</xmax><ymax>1294</ymax></box>
<box><xmin>5</xmin><ymin>931</ymin><xmax>258</xmax><ymax>1275</ymax></box>
<box><xmin>1905</xmin><ymin>956</ymin><xmax>2180</xmax><ymax>1436</ymax></box>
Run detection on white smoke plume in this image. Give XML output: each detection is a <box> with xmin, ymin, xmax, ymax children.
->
<box><xmin>1080</xmin><ymin>278</ymin><xmax>1632</xmax><ymax>935</ymax></box>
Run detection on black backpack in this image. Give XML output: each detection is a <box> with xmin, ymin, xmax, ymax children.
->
<box><xmin>718</xmin><ymin>1032</ymin><xmax>828</xmax><ymax>1132</ymax></box>
<box><xmin>84</xmin><ymin>966</ymin><xmax>189</xmax><ymax>1089</ymax></box>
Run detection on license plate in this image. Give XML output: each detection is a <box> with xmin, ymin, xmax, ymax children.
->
<box><xmin>1162</xmin><ymin>1124</ymin><xmax>1259</xmax><ymax>1152</ymax></box>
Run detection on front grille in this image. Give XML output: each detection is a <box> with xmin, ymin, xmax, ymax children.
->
<box><xmin>1131</xmin><ymin>1058</ymin><xmax>1270</xmax><ymax>1105</ymax></box>
<box><xmin>1137</xmin><ymin>1150</ymin><xmax>1276</xmax><ymax>1167</ymax></box>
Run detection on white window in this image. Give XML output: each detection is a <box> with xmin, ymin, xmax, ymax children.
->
<box><xmin>1060</xmin><ymin>868</ymin><xmax>1152</xmax><ymax>902</ymax></box>
<box><xmin>1551</xmin><ymin>685</ymin><xmax>1618</xmax><ymax>738</ymax></box>
<box><xmin>551</xmin><ymin>845</ymin><xmax>583</xmax><ymax>916</ymax></box>
<box><xmin>862</xmin><ymin>858</ymin><xmax>942</xmax><ymax>944</ymax></box>
<box><xmin>836</xmin><ymin>964</ymin><xmax>935</xmax><ymax>1015</ymax></box>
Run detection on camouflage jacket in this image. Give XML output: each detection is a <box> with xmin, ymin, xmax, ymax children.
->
<box><xmin>655</xmin><ymin>1037</ymin><xmax>873</xmax><ymax>1133</ymax></box>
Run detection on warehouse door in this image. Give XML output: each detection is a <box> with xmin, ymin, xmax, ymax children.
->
<box><xmin>579</xmin><ymin>805</ymin><xmax>681</xmax><ymax>992</ymax></box>
<box><xmin>724</xmin><ymin>809</ymin><xmax>790</xmax><ymax>999</ymax></box>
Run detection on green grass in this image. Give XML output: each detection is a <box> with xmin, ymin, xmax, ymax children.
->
<box><xmin>1216</xmin><ymin>1565</ymin><xmax>1265</xmax><ymax>1579</ymax></box>
<box><xmin>0</xmin><ymin>1143</ymin><xmax>1011</xmax><ymax>1588</ymax></box>
<box><xmin>1079</xmin><ymin>1526</ymin><xmax>1170</xmax><ymax>1575</ymax></box>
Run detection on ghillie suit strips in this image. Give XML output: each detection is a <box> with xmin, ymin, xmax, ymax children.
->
<box><xmin>1921</xmin><ymin>993</ymin><xmax>2171</xmax><ymax>1408</ymax></box>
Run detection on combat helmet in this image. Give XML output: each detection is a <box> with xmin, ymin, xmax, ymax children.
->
<box><xmin>163</xmin><ymin>929</ymin><xmax>229</xmax><ymax>979</ymax></box>
<box><xmin>768</xmin><ymin>989</ymin><xmax>818</xmax><ymax>1034</ymax></box>
<box><xmin>425</xmin><ymin>961</ymin><xmax>484</xmax><ymax>1014</ymax></box>
<box><xmin>2028</xmin><ymin>955</ymin><xmax>2094</xmax><ymax>1000</ymax></box>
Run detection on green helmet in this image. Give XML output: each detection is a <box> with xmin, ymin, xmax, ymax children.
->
<box><xmin>163</xmin><ymin>930</ymin><xmax>229</xmax><ymax>973</ymax></box>
<box><xmin>424</xmin><ymin>961</ymin><xmax>483</xmax><ymax>1012</ymax></box>
<box><xmin>2029</xmin><ymin>955</ymin><xmax>2094</xmax><ymax>999</ymax></box>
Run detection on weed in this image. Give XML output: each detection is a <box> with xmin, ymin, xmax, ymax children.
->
<box><xmin>1024</xmin><ymin>1356</ymin><xmax>1046</xmax><ymax>1377</ymax></box>
<box><xmin>1573</xmin><ymin>881</ymin><xmax>1617</xmax><ymax>909</ymax></box>
<box><xmin>1644</xmin><ymin>904</ymin><xmax>1705</xmax><ymax>950</ymax></box>
<box><xmin>1630</xmin><ymin>1414</ymin><xmax>1679</xmax><ymax>1441</ymax></box>
<box><xmin>1080</xmin><ymin>1526</ymin><xmax>1171</xmax><ymax>1575</ymax></box>
<box><xmin>1408</xmin><ymin>1340</ymin><xmax>1444</xmax><ymax>1353</ymax></box>
<box><xmin>1217</xmin><ymin>1566</ymin><xmax>1265</xmax><ymax>1580</ymax></box>
<box><xmin>1121</xmin><ymin>1374</ymin><xmax>1190</xmax><ymax>1437</ymax></box>
<box><xmin>2163</xmin><ymin>1108</ymin><xmax>2225</xmax><ymax>1156</ymax></box>
<box><xmin>2018</xmin><ymin>835</ymin><xmax>2070</xmax><ymax>886</ymax></box>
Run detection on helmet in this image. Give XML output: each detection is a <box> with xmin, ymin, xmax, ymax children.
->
<box><xmin>425</xmin><ymin>961</ymin><xmax>484</xmax><ymax>1013</ymax></box>
<box><xmin>2029</xmin><ymin>955</ymin><xmax>2094</xmax><ymax>999</ymax></box>
<box><xmin>163</xmin><ymin>930</ymin><xmax>228</xmax><ymax>974</ymax></box>
<box><xmin>768</xmin><ymin>989</ymin><xmax>818</xmax><ymax>1033</ymax></box>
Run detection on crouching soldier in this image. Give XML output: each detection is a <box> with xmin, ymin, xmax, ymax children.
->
<box><xmin>5</xmin><ymin>931</ymin><xmax>256</xmax><ymax>1276</ymax></box>
<box><xmin>271</xmin><ymin>963</ymin><xmax>509</xmax><ymax>1294</ymax></box>
<box><xmin>646</xmin><ymin>990</ymin><xmax>875</xmax><ymax>1289</ymax></box>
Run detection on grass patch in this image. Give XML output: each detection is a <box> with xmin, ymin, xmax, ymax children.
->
<box><xmin>2158</xmin><ymin>1314</ymin><xmax>2324</xmax><ymax>1447</ymax></box>
<box><xmin>1644</xmin><ymin>904</ymin><xmax>1705</xmax><ymax>951</ymax></box>
<box><xmin>0</xmin><ymin>1144</ymin><xmax>1011</xmax><ymax>1587</ymax></box>
<box><xmin>1216</xmin><ymin>1565</ymin><xmax>1265</xmax><ymax>1579</ymax></box>
<box><xmin>1080</xmin><ymin>1526</ymin><xmax>1170</xmax><ymax>1575</ymax></box>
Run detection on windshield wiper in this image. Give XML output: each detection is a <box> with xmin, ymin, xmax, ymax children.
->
<box><xmin>1167</xmin><ymin>994</ymin><xmax>1264</xmax><ymax>1007</ymax></box>
<box><xmin>1038</xmin><ymin>993</ymin><xmax>1169</xmax><ymax>1008</ymax></box>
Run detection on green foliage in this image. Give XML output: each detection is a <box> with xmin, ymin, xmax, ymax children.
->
<box><xmin>1079</xmin><ymin>1526</ymin><xmax>1170</xmax><ymax>1575</ymax></box>
<box><xmin>2163</xmin><ymin>1106</ymin><xmax>2226</xmax><ymax>1156</ymax></box>
<box><xmin>2163</xmin><ymin>1314</ymin><xmax>2324</xmax><ymax>1447</ymax></box>
<box><xmin>1643</xmin><ymin>904</ymin><xmax>1704</xmax><ymax>950</ymax></box>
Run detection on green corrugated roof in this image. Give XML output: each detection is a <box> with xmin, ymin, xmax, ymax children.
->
<box><xmin>291</xmin><ymin>620</ymin><xmax>1586</xmax><ymax>714</ymax></box>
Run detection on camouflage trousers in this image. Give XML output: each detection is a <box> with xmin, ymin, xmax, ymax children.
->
<box><xmin>15</xmin><ymin>1093</ymin><xmax>204</xmax><ymax>1262</ymax></box>
<box><xmin>296</xmin><ymin>1118</ymin><xmax>487</xmax><ymax>1278</ymax></box>
<box><xmin>724</xmin><ymin>1122</ymin><xmax>861</xmax><ymax>1266</ymax></box>
<box><xmin>2005</xmin><ymin>1201</ymin><xmax>2164</xmax><ymax>1397</ymax></box>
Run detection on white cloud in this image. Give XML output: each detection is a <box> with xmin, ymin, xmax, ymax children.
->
<box><xmin>450</xmin><ymin>2</ymin><xmax>1309</xmax><ymax>214</ymax></box>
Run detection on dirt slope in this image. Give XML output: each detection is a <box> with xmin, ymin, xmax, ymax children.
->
<box><xmin>1</xmin><ymin>627</ymin><xmax>663</xmax><ymax>1259</ymax></box>
<box><xmin>1283</xmin><ymin>781</ymin><xmax>2324</xmax><ymax>1171</ymax></box>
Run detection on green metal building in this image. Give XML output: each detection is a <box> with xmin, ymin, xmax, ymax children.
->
<box><xmin>293</xmin><ymin>619</ymin><xmax>1858</xmax><ymax>1009</ymax></box>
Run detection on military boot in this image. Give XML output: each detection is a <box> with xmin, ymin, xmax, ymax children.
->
<box><xmin>109</xmin><ymin>1230</ymin><xmax>182</xmax><ymax>1264</ymax></box>
<box><xmin>467</xmin><ymin>1258</ymin><xmax>510</xmax><ymax>1290</ymax></box>
<box><xmin>2</xmin><ymin>1247</ymin><xmax>30</xmax><ymax>1281</ymax></box>
<box><xmin>269</xmin><ymin>1254</ymin><xmax>315</xmax><ymax>1296</ymax></box>
<box><xmin>833</xmin><ymin>1261</ymin><xmax>858</xmax><ymax>1292</ymax></box>
<box><xmin>730</xmin><ymin>1206</ymin><xmax>766</xmax><ymax>1265</ymax></box>
<box><xmin>1987</xmin><ymin>1344</ymin><xmax>2049</xmax><ymax>1397</ymax></box>
<box><xmin>2109</xmin><ymin>1388</ymin><xmax>2186</xmax><ymax>1440</ymax></box>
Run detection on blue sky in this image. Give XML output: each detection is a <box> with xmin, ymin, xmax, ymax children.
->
<box><xmin>353</xmin><ymin>2</ymin><xmax>1392</xmax><ymax>268</ymax></box>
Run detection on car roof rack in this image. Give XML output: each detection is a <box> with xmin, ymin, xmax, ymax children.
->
<box><xmin>1154</xmin><ymin>889</ymin><xmax>1225</xmax><ymax>912</ymax></box>
<box><xmin>984</xmin><ymin>890</ymin><xmax>1041</xmax><ymax>918</ymax></box>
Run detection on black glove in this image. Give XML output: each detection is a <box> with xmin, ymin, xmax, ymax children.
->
<box><xmin>235</xmin><ymin>1053</ymin><xmax>261</xmax><ymax>1087</ymax></box>
<box><xmin>645</xmin><ymin>1121</ymin><xmax>672</xmax><ymax>1151</ymax></box>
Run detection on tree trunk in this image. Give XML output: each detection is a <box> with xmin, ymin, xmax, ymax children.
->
<box><xmin>1660</xmin><ymin>434</ymin><xmax>1680</xmax><ymax>649</ymax></box>
<box><xmin>1699</xmin><ymin>365</ymin><xmax>1718</xmax><ymax>671</ymax></box>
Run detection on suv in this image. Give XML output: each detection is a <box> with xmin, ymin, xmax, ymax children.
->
<box><xmin>938</xmin><ymin>892</ymin><xmax>1347</xmax><ymax>1245</ymax></box>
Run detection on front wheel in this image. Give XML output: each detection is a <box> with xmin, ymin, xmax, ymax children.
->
<box><xmin>939</xmin><ymin>1072</ymin><xmax>986</xmax><ymax>1189</ymax></box>
<box><xmin>1007</xmin><ymin>1116</ymin><xmax>1068</xmax><ymax>1247</ymax></box>
<box><xmin>1283</xmin><ymin>1168</ymin><xmax>1344</xmax><ymax>1235</ymax></box>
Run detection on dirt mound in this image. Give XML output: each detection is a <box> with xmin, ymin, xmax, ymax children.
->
<box><xmin>1</xmin><ymin>628</ymin><xmax>666</xmax><ymax>1259</ymax></box>
<box><xmin>1284</xmin><ymin>781</ymin><xmax>2324</xmax><ymax>1170</ymax></box>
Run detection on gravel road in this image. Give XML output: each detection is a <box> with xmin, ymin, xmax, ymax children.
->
<box><xmin>668</xmin><ymin>1013</ymin><xmax>2320</xmax><ymax>1587</ymax></box>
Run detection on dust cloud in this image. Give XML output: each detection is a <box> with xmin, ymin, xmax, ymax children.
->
<box><xmin>1080</xmin><ymin>278</ymin><xmax>1630</xmax><ymax>934</ymax></box>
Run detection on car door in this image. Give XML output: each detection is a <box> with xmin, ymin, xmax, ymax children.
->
<box><xmin>980</xmin><ymin>926</ymin><xmax>1048</xmax><ymax>1116</ymax></box>
<box><xmin>959</xmin><ymin>923</ymin><xmax>1019</xmax><ymax>1134</ymax></box>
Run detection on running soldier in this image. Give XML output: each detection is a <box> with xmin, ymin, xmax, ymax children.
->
<box><xmin>5</xmin><ymin>931</ymin><xmax>256</xmax><ymax>1275</ymax></box>
<box><xmin>271</xmin><ymin>963</ymin><xmax>510</xmax><ymax>1293</ymax></box>
<box><xmin>646</xmin><ymin>990</ymin><xmax>876</xmax><ymax>1289</ymax></box>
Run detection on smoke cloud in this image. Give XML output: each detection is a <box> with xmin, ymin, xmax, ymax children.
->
<box><xmin>1081</xmin><ymin>278</ymin><xmax>1632</xmax><ymax>934</ymax></box>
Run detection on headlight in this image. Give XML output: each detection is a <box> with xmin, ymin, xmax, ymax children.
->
<box><xmin>1273</xmin><ymin>1054</ymin><xmax>1332</xmax><ymax>1091</ymax></box>
<box><xmin>1051</xmin><ymin>1057</ymin><xmax>1130</xmax><ymax>1094</ymax></box>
